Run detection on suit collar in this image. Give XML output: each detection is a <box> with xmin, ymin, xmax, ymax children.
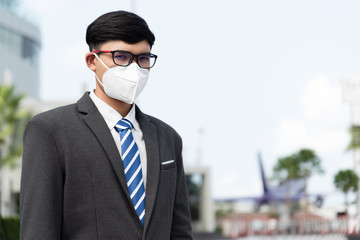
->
<box><xmin>77</xmin><ymin>92</ymin><xmax>97</xmax><ymax>114</ymax></box>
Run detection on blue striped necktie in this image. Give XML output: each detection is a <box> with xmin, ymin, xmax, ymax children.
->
<box><xmin>115</xmin><ymin>118</ymin><xmax>146</xmax><ymax>225</ymax></box>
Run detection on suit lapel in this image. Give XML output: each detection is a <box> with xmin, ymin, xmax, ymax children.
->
<box><xmin>77</xmin><ymin>93</ymin><xmax>161</xmax><ymax>229</ymax></box>
<box><xmin>136</xmin><ymin>106</ymin><xmax>160</xmax><ymax>232</ymax></box>
<box><xmin>77</xmin><ymin>93</ymin><xmax>132</xmax><ymax>204</ymax></box>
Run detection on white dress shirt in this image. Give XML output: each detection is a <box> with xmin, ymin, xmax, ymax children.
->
<box><xmin>89</xmin><ymin>91</ymin><xmax>147</xmax><ymax>186</ymax></box>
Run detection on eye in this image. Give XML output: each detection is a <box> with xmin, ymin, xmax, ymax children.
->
<box><xmin>114</xmin><ymin>54</ymin><xmax>129</xmax><ymax>60</ymax></box>
<box><xmin>138</xmin><ymin>55</ymin><xmax>150</xmax><ymax>63</ymax></box>
<box><xmin>113</xmin><ymin>52</ymin><xmax>132</xmax><ymax>64</ymax></box>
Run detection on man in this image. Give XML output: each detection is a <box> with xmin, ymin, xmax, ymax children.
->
<box><xmin>20</xmin><ymin>10</ymin><xmax>193</xmax><ymax>240</ymax></box>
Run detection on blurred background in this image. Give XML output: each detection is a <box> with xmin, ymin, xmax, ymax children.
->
<box><xmin>1</xmin><ymin>0</ymin><xmax>360</xmax><ymax>239</ymax></box>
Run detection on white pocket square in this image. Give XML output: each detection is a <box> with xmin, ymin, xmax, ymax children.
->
<box><xmin>162</xmin><ymin>160</ymin><xmax>175</xmax><ymax>165</ymax></box>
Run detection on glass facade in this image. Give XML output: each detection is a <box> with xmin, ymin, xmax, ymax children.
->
<box><xmin>186</xmin><ymin>173</ymin><xmax>204</xmax><ymax>221</ymax></box>
<box><xmin>22</xmin><ymin>36</ymin><xmax>40</xmax><ymax>68</ymax></box>
<box><xmin>0</xmin><ymin>25</ymin><xmax>40</xmax><ymax>68</ymax></box>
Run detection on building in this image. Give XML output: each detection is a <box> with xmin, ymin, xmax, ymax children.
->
<box><xmin>0</xmin><ymin>1</ymin><xmax>41</xmax><ymax>216</ymax></box>
<box><xmin>185</xmin><ymin>166</ymin><xmax>216</xmax><ymax>232</ymax></box>
<box><xmin>0</xmin><ymin>0</ymin><xmax>41</xmax><ymax>98</ymax></box>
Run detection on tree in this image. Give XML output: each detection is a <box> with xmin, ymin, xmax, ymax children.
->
<box><xmin>0</xmin><ymin>84</ymin><xmax>31</xmax><ymax>239</ymax></box>
<box><xmin>273</xmin><ymin>149</ymin><xmax>323</xmax><ymax>182</ymax></box>
<box><xmin>347</xmin><ymin>125</ymin><xmax>360</xmax><ymax>151</ymax></box>
<box><xmin>0</xmin><ymin>84</ymin><xmax>31</xmax><ymax>167</ymax></box>
<box><xmin>334</xmin><ymin>169</ymin><xmax>359</xmax><ymax>214</ymax></box>
<box><xmin>273</xmin><ymin>149</ymin><xmax>324</xmax><ymax>211</ymax></box>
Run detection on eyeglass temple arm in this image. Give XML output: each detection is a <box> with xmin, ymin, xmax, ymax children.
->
<box><xmin>92</xmin><ymin>50</ymin><xmax>112</xmax><ymax>53</ymax></box>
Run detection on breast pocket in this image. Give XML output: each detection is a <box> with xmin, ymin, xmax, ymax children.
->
<box><xmin>158</xmin><ymin>159</ymin><xmax>177</xmax><ymax>224</ymax></box>
<box><xmin>160</xmin><ymin>160</ymin><xmax>176</xmax><ymax>170</ymax></box>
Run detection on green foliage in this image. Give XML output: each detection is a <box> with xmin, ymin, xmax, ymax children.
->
<box><xmin>334</xmin><ymin>169</ymin><xmax>359</xmax><ymax>194</ymax></box>
<box><xmin>273</xmin><ymin>148</ymin><xmax>324</xmax><ymax>182</ymax></box>
<box><xmin>215</xmin><ymin>209</ymin><xmax>233</xmax><ymax>219</ymax></box>
<box><xmin>0</xmin><ymin>216</ymin><xmax>19</xmax><ymax>240</ymax></box>
<box><xmin>334</xmin><ymin>169</ymin><xmax>359</xmax><ymax>213</ymax></box>
<box><xmin>273</xmin><ymin>155</ymin><xmax>300</xmax><ymax>180</ymax></box>
<box><xmin>347</xmin><ymin>125</ymin><xmax>360</xmax><ymax>151</ymax></box>
<box><xmin>215</xmin><ymin>225</ymin><xmax>222</xmax><ymax>234</ymax></box>
<box><xmin>0</xmin><ymin>84</ymin><xmax>31</xmax><ymax>168</ymax></box>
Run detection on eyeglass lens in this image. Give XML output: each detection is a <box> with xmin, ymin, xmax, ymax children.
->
<box><xmin>113</xmin><ymin>51</ymin><xmax>155</xmax><ymax>68</ymax></box>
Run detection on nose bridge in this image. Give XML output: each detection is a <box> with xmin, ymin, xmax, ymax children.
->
<box><xmin>129</xmin><ymin>54</ymin><xmax>141</xmax><ymax>68</ymax></box>
<box><xmin>131</xmin><ymin>54</ymin><xmax>138</xmax><ymax>64</ymax></box>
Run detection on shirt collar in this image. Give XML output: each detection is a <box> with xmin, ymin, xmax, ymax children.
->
<box><xmin>89</xmin><ymin>91</ymin><xmax>139</xmax><ymax>131</ymax></box>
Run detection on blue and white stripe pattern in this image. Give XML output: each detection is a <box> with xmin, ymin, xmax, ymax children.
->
<box><xmin>115</xmin><ymin>118</ymin><xmax>145</xmax><ymax>225</ymax></box>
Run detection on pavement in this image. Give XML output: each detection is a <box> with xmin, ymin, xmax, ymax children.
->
<box><xmin>193</xmin><ymin>232</ymin><xmax>230</xmax><ymax>240</ymax></box>
<box><xmin>193</xmin><ymin>233</ymin><xmax>348</xmax><ymax>240</ymax></box>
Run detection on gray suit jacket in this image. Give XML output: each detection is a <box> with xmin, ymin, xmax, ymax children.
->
<box><xmin>20</xmin><ymin>92</ymin><xmax>193</xmax><ymax>240</ymax></box>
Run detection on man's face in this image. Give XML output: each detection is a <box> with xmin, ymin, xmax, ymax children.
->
<box><xmin>94</xmin><ymin>40</ymin><xmax>151</xmax><ymax>80</ymax></box>
<box><xmin>86</xmin><ymin>40</ymin><xmax>151</xmax><ymax>97</ymax></box>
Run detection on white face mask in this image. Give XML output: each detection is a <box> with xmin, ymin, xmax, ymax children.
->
<box><xmin>93</xmin><ymin>53</ymin><xmax>149</xmax><ymax>104</ymax></box>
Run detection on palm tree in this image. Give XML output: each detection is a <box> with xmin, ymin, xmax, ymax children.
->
<box><xmin>334</xmin><ymin>169</ymin><xmax>359</xmax><ymax>215</ymax></box>
<box><xmin>346</xmin><ymin>125</ymin><xmax>360</xmax><ymax>215</ymax></box>
<box><xmin>0</xmin><ymin>84</ymin><xmax>30</xmax><ymax>167</ymax></box>
<box><xmin>0</xmin><ymin>84</ymin><xmax>31</xmax><ymax>239</ymax></box>
<box><xmin>273</xmin><ymin>149</ymin><xmax>324</xmax><ymax>212</ymax></box>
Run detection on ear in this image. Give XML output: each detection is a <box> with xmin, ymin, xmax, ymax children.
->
<box><xmin>85</xmin><ymin>52</ymin><xmax>97</xmax><ymax>72</ymax></box>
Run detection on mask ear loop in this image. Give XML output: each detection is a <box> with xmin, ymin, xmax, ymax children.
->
<box><xmin>92</xmin><ymin>52</ymin><xmax>136</xmax><ymax>90</ymax></box>
<box><xmin>93</xmin><ymin>52</ymin><xmax>110</xmax><ymax>70</ymax></box>
<box><xmin>93</xmin><ymin>52</ymin><xmax>147</xmax><ymax>86</ymax></box>
<box><xmin>93</xmin><ymin>52</ymin><xmax>107</xmax><ymax>87</ymax></box>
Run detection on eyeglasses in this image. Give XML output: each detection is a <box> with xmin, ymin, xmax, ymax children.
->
<box><xmin>92</xmin><ymin>50</ymin><xmax>158</xmax><ymax>69</ymax></box>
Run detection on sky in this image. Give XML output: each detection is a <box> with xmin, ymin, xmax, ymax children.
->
<box><xmin>16</xmin><ymin>0</ymin><xmax>360</xmax><ymax>206</ymax></box>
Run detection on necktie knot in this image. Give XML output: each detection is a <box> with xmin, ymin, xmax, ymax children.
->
<box><xmin>115</xmin><ymin>118</ymin><xmax>133</xmax><ymax>133</ymax></box>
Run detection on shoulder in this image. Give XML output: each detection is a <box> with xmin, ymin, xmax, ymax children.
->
<box><xmin>141</xmin><ymin>112</ymin><xmax>184</xmax><ymax>156</ymax></box>
<box><xmin>144</xmin><ymin>113</ymin><xmax>181</xmax><ymax>138</ymax></box>
<box><xmin>29</xmin><ymin>92</ymin><xmax>95</xmax><ymax>126</ymax></box>
<box><xmin>28</xmin><ymin>103</ymin><xmax>78</xmax><ymax>130</ymax></box>
<box><xmin>145</xmin><ymin>114</ymin><xmax>176</xmax><ymax>130</ymax></box>
<box><xmin>135</xmin><ymin>105</ymin><xmax>183</xmax><ymax>146</ymax></box>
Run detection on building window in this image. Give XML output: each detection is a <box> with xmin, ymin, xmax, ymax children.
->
<box><xmin>22</xmin><ymin>36</ymin><xmax>40</xmax><ymax>68</ymax></box>
<box><xmin>0</xmin><ymin>25</ymin><xmax>40</xmax><ymax>68</ymax></box>
<box><xmin>186</xmin><ymin>173</ymin><xmax>204</xmax><ymax>221</ymax></box>
<box><xmin>0</xmin><ymin>26</ymin><xmax>21</xmax><ymax>56</ymax></box>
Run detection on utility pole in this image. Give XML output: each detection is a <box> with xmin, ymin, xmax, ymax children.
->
<box><xmin>196</xmin><ymin>128</ymin><xmax>204</xmax><ymax>166</ymax></box>
<box><xmin>131</xmin><ymin>0</ymin><xmax>136</xmax><ymax>13</ymax></box>
<box><xmin>342</xmin><ymin>77</ymin><xmax>360</xmax><ymax>222</ymax></box>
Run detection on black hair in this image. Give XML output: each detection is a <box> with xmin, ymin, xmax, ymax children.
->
<box><xmin>86</xmin><ymin>10</ymin><xmax>155</xmax><ymax>51</ymax></box>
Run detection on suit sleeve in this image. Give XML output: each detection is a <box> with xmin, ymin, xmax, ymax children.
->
<box><xmin>171</xmin><ymin>138</ymin><xmax>193</xmax><ymax>240</ymax></box>
<box><xmin>20</xmin><ymin>118</ymin><xmax>64</xmax><ymax>240</ymax></box>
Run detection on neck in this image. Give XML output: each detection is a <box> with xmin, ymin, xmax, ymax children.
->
<box><xmin>94</xmin><ymin>88</ymin><xmax>132</xmax><ymax>117</ymax></box>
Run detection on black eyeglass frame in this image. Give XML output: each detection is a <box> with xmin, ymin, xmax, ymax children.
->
<box><xmin>92</xmin><ymin>50</ymin><xmax>158</xmax><ymax>69</ymax></box>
